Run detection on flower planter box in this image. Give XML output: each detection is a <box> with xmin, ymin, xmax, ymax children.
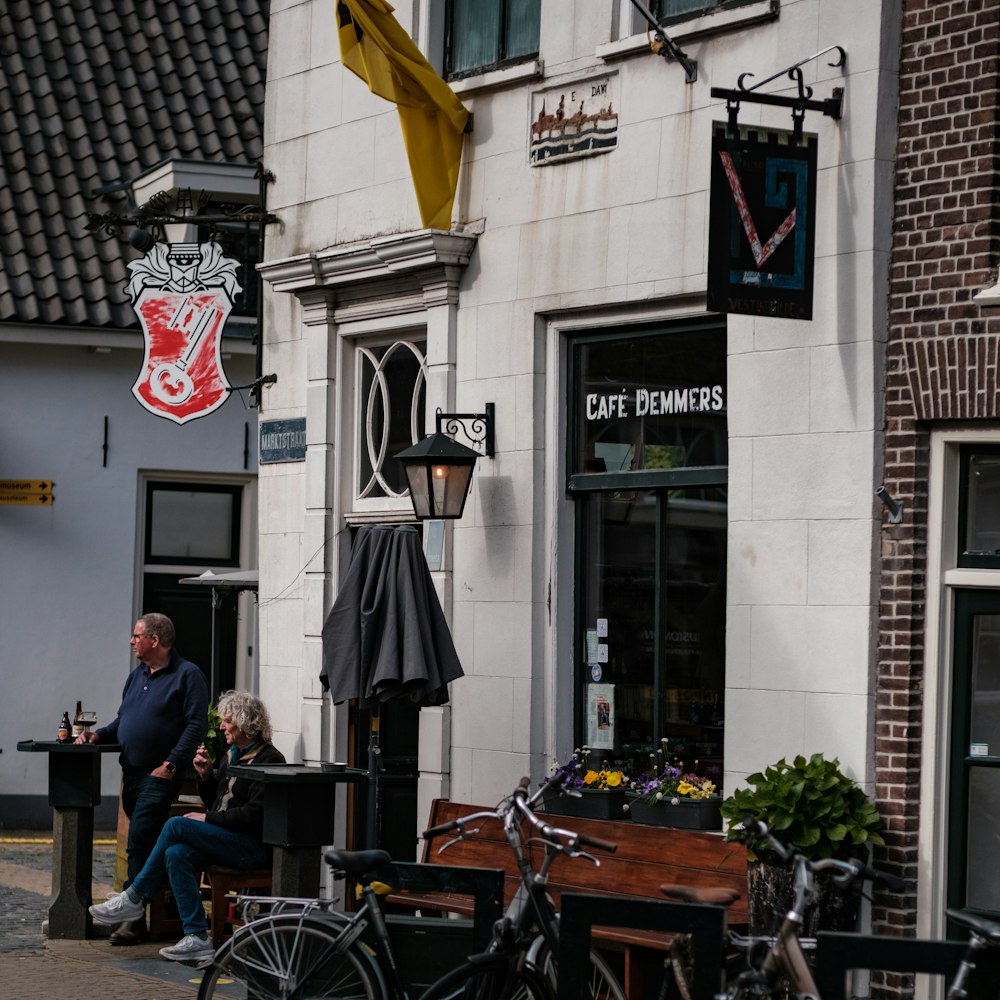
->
<box><xmin>627</xmin><ymin>796</ymin><xmax>722</xmax><ymax>831</ymax></box>
<box><xmin>539</xmin><ymin>788</ymin><xmax>630</xmax><ymax>821</ymax></box>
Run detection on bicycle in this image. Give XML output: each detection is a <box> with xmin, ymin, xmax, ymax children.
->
<box><xmin>657</xmin><ymin>816</ymin><xmax>1000</xmax><ymax>1000</ymax></box>
<box><xmin>196</xmin><ymin>774</ymin><xmax>627</xmax><ymax>1000</ymax></box>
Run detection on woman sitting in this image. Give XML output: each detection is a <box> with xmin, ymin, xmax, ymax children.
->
<box><xmin>90</xmin><ymin>690</ymin><xmax>285</xmax><ymax>962</ymax></box>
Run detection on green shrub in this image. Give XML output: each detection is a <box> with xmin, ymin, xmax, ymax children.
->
<box><xmin>719</xmin><ymin>753</ymin><xmax>885</xmax><ymax>860</ymax></box>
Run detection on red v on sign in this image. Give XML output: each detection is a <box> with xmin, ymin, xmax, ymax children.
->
<box><xmin>719</xmin><ymin>151</ymin><xmax>796</xmax><ymax>268</ymax></box>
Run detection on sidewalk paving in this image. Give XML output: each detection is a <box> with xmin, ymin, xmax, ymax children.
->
<box><xmin>0</xmin><ymin>834</ymin><xmax>207</xmax><ymax>997</ymax></box>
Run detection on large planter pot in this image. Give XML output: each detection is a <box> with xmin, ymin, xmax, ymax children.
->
<box><xmin>747</xmin><ymin>859</ymin><xmax>861</xmax><ymax>936</ymax></box>
<box><xmin>627</xmin><ymin>796</ymin><xmax>722</xmax><ymax>831</ymax></box>
<box><xmin>540</xmin><ymin>788</ymin><xmax>629</xmax><ymax>821</ymax></box>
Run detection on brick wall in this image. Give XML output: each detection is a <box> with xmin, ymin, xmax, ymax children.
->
<box><xmin>877</xmin><ymin>0</ymin><xmax>1000</xmax><ymax>948</ymax></box>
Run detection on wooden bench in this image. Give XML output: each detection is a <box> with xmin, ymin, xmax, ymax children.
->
<box><xmin>385</xmin><ymin>799</ymin><xmax>748</xmax><ymax>994</ymax></box>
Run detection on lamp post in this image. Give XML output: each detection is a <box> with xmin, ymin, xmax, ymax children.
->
<box><xmin>395</xmin><ymin>404</ymin><xmax>495</xmax><ymax>520</ymax></box>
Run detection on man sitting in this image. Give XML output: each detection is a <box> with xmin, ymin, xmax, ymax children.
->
<box><xmin>90</xmin><ymin>690</ymin><xmax>284</xmax><ymax>962</ymax></box>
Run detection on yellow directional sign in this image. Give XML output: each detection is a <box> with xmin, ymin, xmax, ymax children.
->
<box><xmin>0</xmin><ymin>480</ymin><xmax>55</xmax><ymax>506</ymax></box>
<box><xmin>0</xmin><ymin>480</ymin><xmax>52</xmax><ymax>492</ymax></box>
<box><xmin>0</xmin><ymin>492</ymin><xmax>53</xmax><ymax>506</ymax></box>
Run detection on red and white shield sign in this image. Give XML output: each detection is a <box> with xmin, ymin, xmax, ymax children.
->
<box><xmin>132</xmin><ymin>289</ymin><xmax>232</xmax><ymax>424</ymax></box>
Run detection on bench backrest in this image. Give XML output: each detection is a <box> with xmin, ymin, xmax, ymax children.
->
<box><xmin>421</xmin><ymin>799</ymin><xmax>748</xmax><ymax>925</ymax></box>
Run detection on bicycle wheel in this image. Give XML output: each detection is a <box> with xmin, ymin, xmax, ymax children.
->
<box><xmin>198</xmin><ymin>913</ymin><xmax>386</xmax><ymax>1000</ymax></box>
<box><xmin>420</xmin><ymin>953</ymin><xmax>552</xmax><ymax>1000</ymax></box>
<box><xmin>536</xmin><ymin>945</ymin><xmax>626</xmax><ymax>1000</ymax></box>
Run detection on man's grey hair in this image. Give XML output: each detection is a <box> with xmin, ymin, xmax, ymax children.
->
<box><xmin>139</xmin><ymin>612</ymin><xmax>175</xmax><ymax>648</ymax></box>
<box><xmin>217</xmin><ymin>690</ymin><xmax>273</xmax><ymax>743</ymax></box>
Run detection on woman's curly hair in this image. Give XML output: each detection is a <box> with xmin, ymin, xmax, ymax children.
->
<box><xmin>216</xmin><ymin>690</ymin><xmax>272</xmax><ymax>743</ymax></box>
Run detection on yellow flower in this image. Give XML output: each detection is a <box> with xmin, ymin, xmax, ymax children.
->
<box><xmin>604</xmin><ymin>771</ymin><xmax>623</xmax><ymax>788</ymax></box>
<box><xmin>583</xmin><ymin>770</ymin><xmax>600</xmax><ymax>786</ymax></box>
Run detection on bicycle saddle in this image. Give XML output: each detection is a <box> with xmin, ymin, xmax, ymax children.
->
<box><xmin>660</xmin><ymin>884</ymin><xmax>742</xmax><ymax>907</ymax></box>
<box><xmin>946</xmin><ymin>908</ymin><xmax>1000</xmax><ymax>943</ymax></box>
<box><xmin>323</xmin><ymin>848</ymin><xmax>392</xmax><ymax>878</ymax></box>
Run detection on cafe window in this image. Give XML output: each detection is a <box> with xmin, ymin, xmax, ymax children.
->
<box><xmin>568</xmin><ymin>320</ymin><xmax>727</xmax><ymax>786</ymax></box>
<box><xmin>445</xmin><ymin>0</ymin><xmax>541</xmax><ymax>79</ymax></box>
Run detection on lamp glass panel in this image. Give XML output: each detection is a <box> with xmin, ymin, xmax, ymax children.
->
<box><xmin>402</xmin><ymin>462</ymin><xmax>432</xmax><ymax>519</ymax></box>
<box><xmin>431</xmin><ymin>464</ymin><xmax>473</xmax><ymax>518</ymax></box>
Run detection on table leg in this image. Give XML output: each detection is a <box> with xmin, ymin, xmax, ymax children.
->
<box><xmin>49</xmin><ymin>806</ymin><xmax>94</xmax><ymax>939</ymax></box>
<box><xmin>270</xmin><ymin>846</ymin><xmax>321</xmax><ymax>898</ymax></box>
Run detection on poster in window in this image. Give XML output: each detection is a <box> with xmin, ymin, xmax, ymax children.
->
<box><xmin>586</xmin><ymin>683</ymin><xmax>615</xmax><ymax>750</ymax></box>
<box><xmin>707</xmin><ymin>124</ymin><xmax>817</xmax><ymax>320</ymax></box>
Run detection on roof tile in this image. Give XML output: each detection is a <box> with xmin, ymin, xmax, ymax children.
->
<box><xmin>0</xmin><ymin>0</ymin><xmax>269</xmax><ymax>329</ymax></box>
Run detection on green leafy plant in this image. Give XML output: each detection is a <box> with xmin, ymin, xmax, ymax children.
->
<box><xmin>203</xmin><ymin>703</ymin><xmax>225</xmax><ymax>762</ymax></box>
<box><xmin>184</xmin><ymin>704</ymin><xmax>226</xmax><ymax>780</ymax></box>
<box><xmin>719</xmin><ymin>753</ymin><xmax>885</xmax><ymax>860</ymax></box>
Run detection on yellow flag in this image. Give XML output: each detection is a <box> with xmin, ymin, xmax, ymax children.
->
<box><xmin>336</xmin><ymin>0</ymin><xmax>469</xmax><ymax>231</ymax></box>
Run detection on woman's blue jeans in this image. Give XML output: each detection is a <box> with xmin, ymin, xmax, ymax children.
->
<box><xmin>130</xmin><ymin>816</ymin><xmax>270</xmax><ymax>936</ymax></box>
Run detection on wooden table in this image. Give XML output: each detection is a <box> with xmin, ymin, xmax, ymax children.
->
<box><xmin>16</xmin><ymin>739</ymin><xmax>120</xmax><ymax>938</ymax></box>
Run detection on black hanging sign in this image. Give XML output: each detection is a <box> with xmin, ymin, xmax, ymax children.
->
<box><xmin>707</xmin><ymin>125</ymin><xmax>817</xmax><ymax>320</ymax></box>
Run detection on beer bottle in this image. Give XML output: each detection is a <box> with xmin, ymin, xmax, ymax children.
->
<box><xmin>71</xmin><ymin>701</ymin><xmax>84</xmax><ymax>739</ymax></box>
<box><xmin>58</xmin><ymin>712</ymin><xmax>71</xmax><ymax>742</ymax></box>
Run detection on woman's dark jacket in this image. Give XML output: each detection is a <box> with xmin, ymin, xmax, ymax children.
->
<box><xmin>197</xmin><ymin>742</ymin><xmax>285</xmax><ymax>840</ymax></box>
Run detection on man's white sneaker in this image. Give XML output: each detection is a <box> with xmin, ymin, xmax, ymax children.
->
<box><xmin>159</xmin><ymin>933</ymin><xmax>215</xmax><ymax>963</ymax></box>
<box><xmin>88</xmin><ymin>891</ymin><xmax>145</xmax><ymax>926</ymax></box>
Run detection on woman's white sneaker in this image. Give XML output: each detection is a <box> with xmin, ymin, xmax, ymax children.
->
<box><xmin>88</xmin><ymin>890</ymin><xmax>145</xmax><ymax>925</ymax></box>
<box><xmin>159</xmin><ymin>933</ymin><xmax>215</xmax><ymax>962</ymax></box>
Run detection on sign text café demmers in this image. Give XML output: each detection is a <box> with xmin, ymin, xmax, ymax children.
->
<box><xmin>585</xmin><ymin>383</ymin><xmax>726</xmax><ymax>421</ymax></box>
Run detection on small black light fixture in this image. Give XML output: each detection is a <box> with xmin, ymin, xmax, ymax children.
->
<box><xmin>395</xmin><ymin>404</ymin><xmax>496</xmax><ymax>520</ymax></box>
<box><xmin>875</xmin><ymin>485</ymin><xmax>903</xmax><ymax>524</ymax></box>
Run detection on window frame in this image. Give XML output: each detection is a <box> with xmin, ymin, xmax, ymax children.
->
<box><xmin>957</xmin><ymin>443</ymin><xmax>1000</xmax><ymax>569</ymax></box>
<box><xmin>143</xmin><ymin>480</ymin><xmax>243</xmax><ymax>567</ymax></box>
<box><xmin>443</xmin><ymin>0</ymin><xmax>541</xmax><ymax>80</ymax></box>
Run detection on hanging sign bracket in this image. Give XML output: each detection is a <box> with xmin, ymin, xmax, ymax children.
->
<box><xmin>626</xmin><ymin>0</ymin><xmax>698</xmax><ymax>83</ymax></box>
<box><xmin>710</xmin><ymin>44</ymin><xmax>846</xmax><ymax>142</ymax></box>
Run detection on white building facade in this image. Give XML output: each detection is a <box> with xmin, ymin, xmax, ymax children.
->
<box><xmin>257</xmin><ymin>0</ymin><xmax>898</xmax><ymax>861</ymax></box>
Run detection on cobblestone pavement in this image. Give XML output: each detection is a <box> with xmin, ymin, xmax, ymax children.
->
<box><xmin>0</xmin><ymin>833</ymin><xmax>116</xmax><ymax>952</ymax></box>
<box><xmin>0</xmin><ymin>834</ymin><xmax>204</xmax><ymax>997</ymax></box>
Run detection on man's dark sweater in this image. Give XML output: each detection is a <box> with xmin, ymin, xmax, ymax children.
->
<box><xmin>97</xmin><ymin>649</ymin><xmax>208</xmax><ymax>771</ymax></box>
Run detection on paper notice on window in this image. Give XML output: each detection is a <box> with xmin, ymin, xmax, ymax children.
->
<box><xmin>587</xmin><ymin>683</ymin><xmax>615</xmax><ymax>750</ymax></box>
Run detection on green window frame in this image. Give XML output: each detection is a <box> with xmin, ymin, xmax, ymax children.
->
<box><xmin>957</xmin><ymin>444</ymin><xmax>1000</xmax><ymax>569</ymax></box>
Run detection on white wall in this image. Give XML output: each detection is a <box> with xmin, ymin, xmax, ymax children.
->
<box><xmin>259</xmin><ymin>0</ymin><xmax>897</xmax><ymax>813</ymax></box>
<box><xmin>0</xmin><ymin>337</ymin><xmax>257</xmax><ymax>818</ymax></box>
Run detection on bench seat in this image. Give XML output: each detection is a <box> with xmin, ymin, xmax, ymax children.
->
<box><xmin>385</xmin><ymin>798</ymin><xmax>748</xmax><ymax>994</ymax></box>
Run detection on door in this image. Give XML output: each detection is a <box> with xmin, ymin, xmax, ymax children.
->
<box><xmin>141</xmin><ymin>480</ymin><xmax>245</xmax><ymax>699</ymax></box>
<box><xmin>948</xmin><ymin>589</ymin><xmax>1000</xmax><ymax>919</ymax></box>
<box><xmin>575</xmin><ymin>485</ymin><xmax>727</xmax><ymax>780</ymax></box>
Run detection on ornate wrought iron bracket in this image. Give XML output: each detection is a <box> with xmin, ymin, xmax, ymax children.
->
<box><xmin>85</xmin><ymin>163</ymin><xmax>279</xmax><ymax>247</ymax></box>
<box><xmin>437</xmin><ymin>404</ymin><xmax>495</xmax><ymax>458</ymax></box>
<box><xmin>710</xmin><ymin>45</ymin><xmax>846</xmax><ymax>142</ymax></box>
<box><xmin>626</xmin><ymin>0</ymin><xmax>698</xmax><ymax>84</ymax></box>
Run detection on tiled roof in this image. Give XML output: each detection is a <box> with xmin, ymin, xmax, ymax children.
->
<box><xmin>0</xmin><ymin>0</ymin><xmax>268</xmax><ymax>330</ymax></box>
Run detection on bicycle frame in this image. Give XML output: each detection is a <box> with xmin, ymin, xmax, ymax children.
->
<box><xmin>737</xmin><ymin>854</ymin><xmax>819</xmax><ymax>999</ymax></box>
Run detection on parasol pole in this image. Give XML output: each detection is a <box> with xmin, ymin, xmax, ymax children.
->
<box><xmin>366</xmin><ymin>704</ymin><xmax>382</xmax><ymax>849</ymax></box>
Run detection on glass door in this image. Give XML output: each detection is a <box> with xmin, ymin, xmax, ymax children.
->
<box><xmin>576</xmin><ymin>485</ymin><xmax>726</xmax><ymax>785</ymax></box>
<box><xmin>949</xmin><ymin>589</ymin><xmax>1000</xmax><ymax>919</ymax></box>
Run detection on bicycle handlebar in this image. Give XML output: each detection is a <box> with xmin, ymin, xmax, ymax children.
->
<box><xmin>740</xmin><ymin>814</ymin><xmax>908</xmax><ymax>893</ymax></box>
<box><xmin>422</xmin><ymin>778</ymin><xmax>619</xmax><ymax>860</ymax></box>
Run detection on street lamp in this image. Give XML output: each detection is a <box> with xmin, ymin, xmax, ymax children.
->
<box><xmin>395</xmin><ymin>404</ymin><xmax>495</xmax><ymax>520</ymax></box>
